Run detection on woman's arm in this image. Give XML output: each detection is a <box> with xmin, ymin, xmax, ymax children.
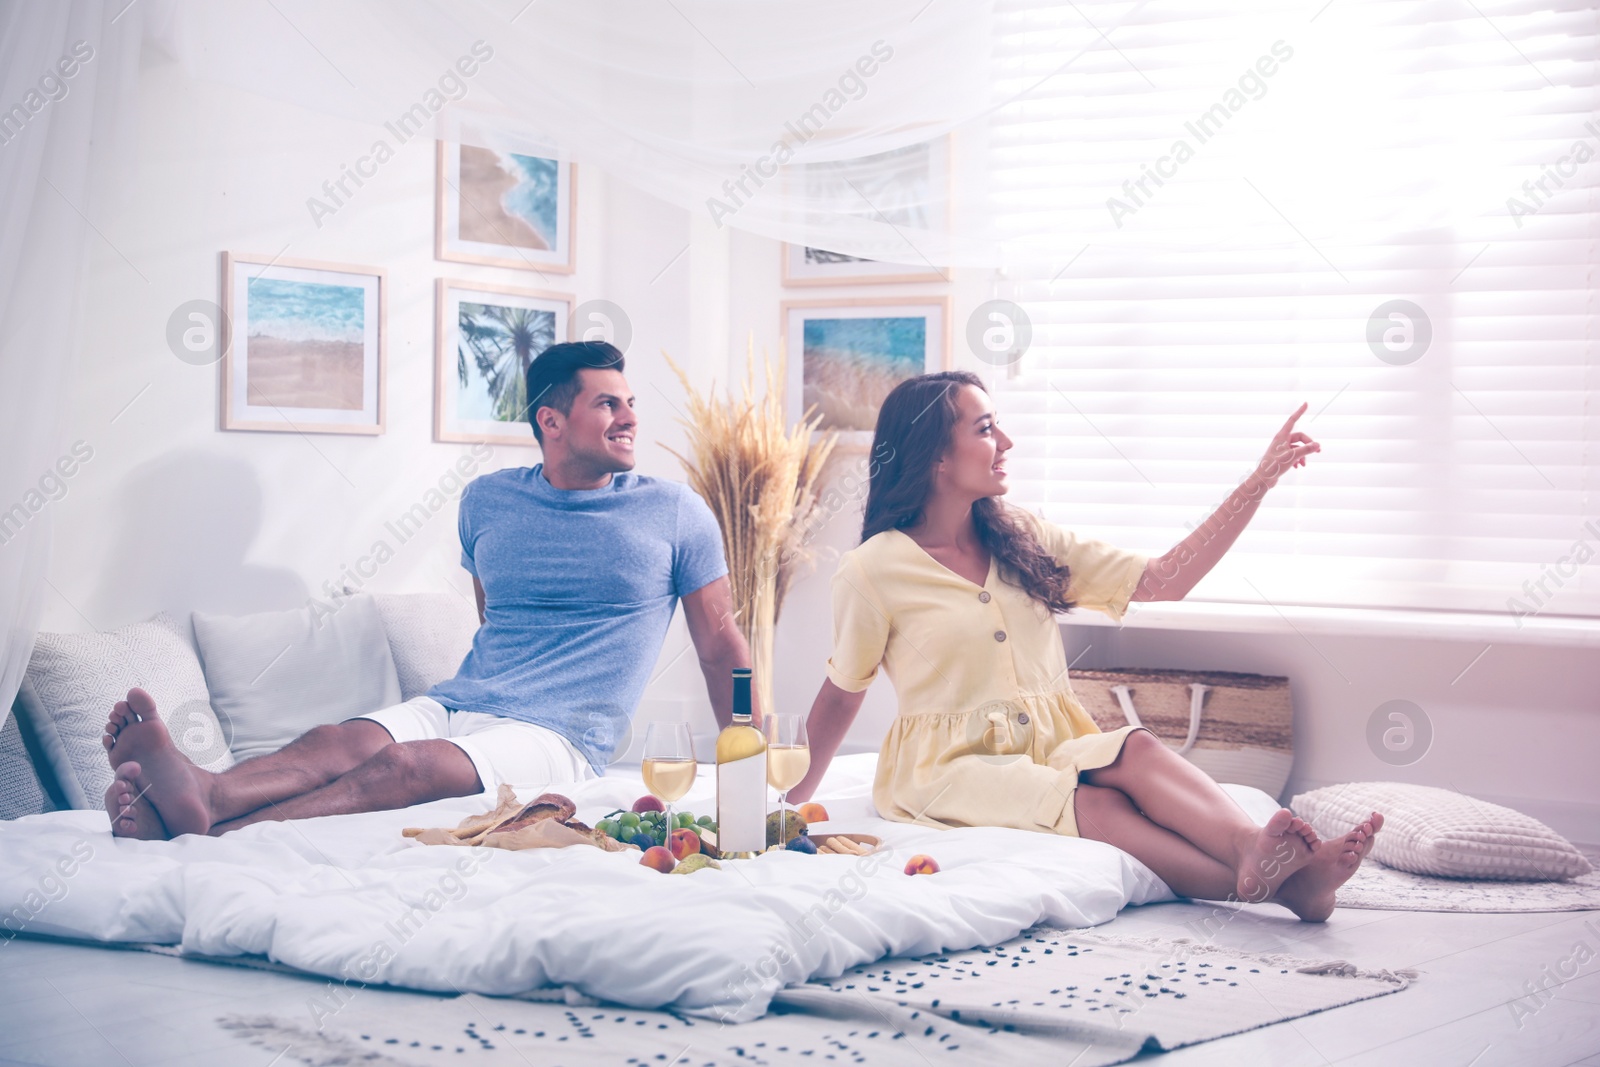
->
<box><xmin>786</xmin><ymin>679</ymin><xmax>867</xmax><ymax>805</ymax></box>
<box><xmin>1138</xmin><ymin>402</ymin><xmax>1321</xmax><ymax>602</ymax></box>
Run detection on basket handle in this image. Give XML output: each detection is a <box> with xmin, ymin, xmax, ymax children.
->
<box><xmin>1109</xmin><ymin>682</ymin><xmax>1210</xmax><ymax>755</ymax></box>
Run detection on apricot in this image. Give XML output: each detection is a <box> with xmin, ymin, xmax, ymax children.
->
<box><xmin>640</xmin><ymin>845</ymin><xmax>677</xmax><ymax>873</ymax></box>
<box><xmin>797</xmin><ymin>803</ymin><xmax>829</xmax><ymax>824</ymax></box>
<box><xmin>669</xmin><ymin>828</ymin><xmax>701</xmax><ymax>861</ymax></box>
<box><xmin>904</xmin><ymin>854</ymin><xmax>940</xmax><ymax>876</ymax></box>
<box><xmin>632</xmin><ymin>795</ymin><xmax>665</xmax><ymax>814</ymax></box>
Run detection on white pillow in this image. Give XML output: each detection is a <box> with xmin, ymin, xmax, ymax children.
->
<box><xmin>1291</xmin><ymin>781</ymin><xmax>1593</xmax><ymax>882</ymax></box>
<box><xmin>20</xmin><ymin>614</ymin><xmax>235</xmax><ymax>810</ymax></box>
<box><xmin>193</xmin><ymin>596</ymin><xmax>401</xmax><ymax>763</ymax></box>
<box><xmin>366</xmin><ymin>591</ymin><xmax>478</xmax><ymax>700</ymax></box>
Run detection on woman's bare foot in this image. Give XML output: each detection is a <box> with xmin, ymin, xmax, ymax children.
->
<box><xmin>1273</xmin><ymin>811</ymin><xmax>1384</xmax><ymax>922</ymax></box>
<box><xmin>100</xmin><ymin>688</ymin><xmax>213</xmax><ymax>837</ymax></box>
<box><xmin>1235</xmin><ymin>808</ymin><xmax>1319</xmax><ymax>903</ymax></box>
<box><xmin>104</xmin><ymin>763</ymin><xmax>170</xmax><ymax>840</ymax></box>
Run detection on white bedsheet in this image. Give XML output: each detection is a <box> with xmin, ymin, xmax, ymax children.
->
<box><xmin>0</xmin><ymin>754</ymin><xmax>1282</xmax><ymax>1021</ymax></box>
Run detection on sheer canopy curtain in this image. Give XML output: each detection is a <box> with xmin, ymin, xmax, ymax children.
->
<box><xmin>0</xmin><ymin>0</ymin><xmax>141</xmax><ymax>728</ymax></box>
<box><xmin>159</xmin><ymin>0</ymin><xmax>1598</xmax><ymax>620</ymax></box>
<box><xmin>983</xmin><ymin>0</ymin><xmax>1600</xmax><ymax>619</ymax></box>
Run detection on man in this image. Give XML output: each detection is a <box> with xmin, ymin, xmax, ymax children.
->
<box><xmin>103</xmin><ymin>340</ymin><xmax>752</xmax><ymax>838</ymax></box>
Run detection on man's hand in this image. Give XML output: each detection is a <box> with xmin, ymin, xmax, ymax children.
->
<box><xmin>1252</xmin><ymin>402</ymin><xmax>1321</xmax><ymax>491</ymax></box>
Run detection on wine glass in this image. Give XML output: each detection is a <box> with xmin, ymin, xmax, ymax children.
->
<box><xmin>642</xmin><ymin>722</ymin><xmax>696</xmax><ymax>850</ymax></box>
<box><xmin>764</xmin><ymin>713</ymin><xmax>810</xmax><ymax>850</ymax></box>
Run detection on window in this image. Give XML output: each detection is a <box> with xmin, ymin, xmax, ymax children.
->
<box><xmin>985</xmin><ymin>0</ymin><xmax>1600</xmax><ymax>618</ymax></box>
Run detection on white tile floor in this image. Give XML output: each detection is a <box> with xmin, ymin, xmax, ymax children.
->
<box><xmin>1</xmin><ymin>900</ymin><xmax>1597</xmax><ymax>1066</ymax></box>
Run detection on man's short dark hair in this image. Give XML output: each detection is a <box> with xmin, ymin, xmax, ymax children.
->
<box><xmin>524</xmin><ymin>341</ymin><xmax>626</xmax><ymax>444</ymax></box>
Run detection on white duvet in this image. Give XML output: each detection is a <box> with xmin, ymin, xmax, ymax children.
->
<box><xmin>0</xmin><ymin>754</ymin><xmax>1281</xmax><ymax>1021</ymax></box>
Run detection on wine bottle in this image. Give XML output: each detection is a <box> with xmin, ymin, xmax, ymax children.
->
<box><xmin>715</xmin><ymin>667</ymin><xmax>767</xmax><ymax>858</ymax></box>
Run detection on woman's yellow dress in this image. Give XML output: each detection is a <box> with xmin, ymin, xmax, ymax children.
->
<box><xmin>826</xmin><ymin>509</ymin><xmax>1153</xmax><ymax>837</ymax></box>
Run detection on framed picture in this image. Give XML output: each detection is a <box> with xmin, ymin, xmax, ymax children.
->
<box><xmin>781</xmin><ymin>295</ymin><xmax>952</xmax><ymax>449</ymax></box>
<box><xmin>781</xmin><ymin>244</ymin><xmax>950</xmax><ymax>286</ymax></box>
<box><xmin>781</xmin><ymin>136</ymin><xmax>952</xmax><ymax>287</ymax></box>
<box><xmin>435</xmin><ymin>279</ymin><xmax>573</xmax><ymax>446</ymax></box>
<box><xmin>220</xmin><ymin>252</ymin><xmax>385</xmax><ymax>435</ymax></box>
<box><xmin>435</xmin><ymin>140</ymin><xmax>576</xmax><ymax>274</ymax></box>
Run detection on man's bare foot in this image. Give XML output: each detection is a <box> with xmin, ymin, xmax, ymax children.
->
<box><xmin>1235</xmin><ymin>808</ymin><xmax>1319</xmax><ymax>903</ymax></box>
<box><xmin>100</xmin><ymin>688</ymin><xmax>213</xmax><ymax>837</ymax></box>
<box><xmin>104</xmin><ymin>763</ymin><xmax>170</xmax><ymax>840</ymax></box>
<box><xmin>102</xmin><ymin>693</ymin><xmax>144</xmax><ymax>768</ymax></box>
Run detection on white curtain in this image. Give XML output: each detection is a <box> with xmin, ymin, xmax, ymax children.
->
<box><xmin>148</xmin><ymin>0</ymin><xmax>1013</xmax><ymax>267</ymax></box>
<box><xmin>0</xmin><ymin>0</ymin><xmax>143</xmax><ymax>727</ymax></box>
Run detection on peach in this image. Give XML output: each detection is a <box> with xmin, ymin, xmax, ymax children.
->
<box><xmin>797</xmin><ymin>803</ymin><xmax>829</xmax><ymax>824</ymax></box>
<box><xmin>640</xmin><ymin>845</ymin><xmax>677</xmax><ymax>873</ymax></box>
<box><xmin>904</xmin><ymin>854</ymin><xmax>940</xmax><ymax>876</ymax></box>
<box><xmin>669</xmin><ymin>828</ymin><xmax>701</xmax><ymax>861</ymax></box>
<box><xmin>632</xmin><ymin>795</ymin><xmax>665</xmax><ymax>814</ymax></box>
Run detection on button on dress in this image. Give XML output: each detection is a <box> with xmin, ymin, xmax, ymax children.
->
<box><xmin>826</xmin><ymin>509</ymin><xmax>1153</xmax><ymax>837</ymax></box>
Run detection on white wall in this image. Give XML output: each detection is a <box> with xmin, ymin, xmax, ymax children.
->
<box><xmin>40</xmin><ymin>51</ymin><xmax>1598</xmax><ymax>843</ymax></box>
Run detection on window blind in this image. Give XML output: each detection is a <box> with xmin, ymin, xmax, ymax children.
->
<box><xmin>983</xmin><ymin>0</ymin><xmax>1600</xmax><ymax>618</ymax></box>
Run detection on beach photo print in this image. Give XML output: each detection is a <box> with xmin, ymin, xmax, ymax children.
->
<box><xmin>435</xmin><ymin>140</ymin><xmax>575</xmax><ymax>273</ymax></box>
<box><xmin>782</xmin><ymin>295</ymin><xmax>951</xmax><ymax>449</ymax></box>
<box><xmin>219</xmin><ymin>253</ymin><xmax>386</xmax><ymax>435</ymax></box>
<box><xmin>434</xmin><ymin>280</ymin><xmax>573</xmax><ymax>446</ymax></box>
<box><xmin>780</xmin><ymin>137</ymin><xmax>951</xmax><ymax>286</ymax></box>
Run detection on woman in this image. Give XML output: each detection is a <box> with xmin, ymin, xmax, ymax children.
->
<box><xmin>788</xmin><ymin>371</ymin><xmax>1381</xmax><ymax>922</ymax></box>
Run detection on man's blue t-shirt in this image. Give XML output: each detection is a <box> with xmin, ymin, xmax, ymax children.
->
<box><xmin>426</xmin><ymin>464</ymin><xmax>728</xmax><ymax>772</ymax></box>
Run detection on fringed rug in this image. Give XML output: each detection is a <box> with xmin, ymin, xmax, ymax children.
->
<box><xmin>218</xmin><ymin>928</ymin><xmax>1416</xmax><ymax>1067</ymax></box>
<box><xmin>1335</xmin><ymin>845</ymin><xmax>1600</xmax><ymax>913</ymax></box>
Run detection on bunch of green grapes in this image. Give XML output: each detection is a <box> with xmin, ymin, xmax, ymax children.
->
<box><xmin>596</xmin><ymin>811</ymin><xmax>716</xmax><ymax>849</ymax></box>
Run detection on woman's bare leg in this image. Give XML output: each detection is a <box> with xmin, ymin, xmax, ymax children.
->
<box><xmin>1079</xmin><ymin>728</ymin><xmax>1318</xmax><ymax>901</ymax></box>
<box><xmin>1073</xmin><ymin>783</ymin><xmax>1239</xmax><ymax>900</ymax></box>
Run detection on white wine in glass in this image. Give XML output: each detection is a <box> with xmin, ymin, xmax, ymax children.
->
<box><xmin>641</xmin><ymin>755</ymin><xmax>695</xmax><ymax>802</ymax></box>
<box><xmin>763</xmin><ymin>713</ymin><xmax>810</xmax><ymax>847</ymax></box>
<box><xmin>642</xmin><ymin>722</ymin><xmax>696</xmax><ymax>844</ymax></box>
<box><xmin>767</xmin><ymin>744</ymin><xmax>811</xmax><ymax>793</ymax></box>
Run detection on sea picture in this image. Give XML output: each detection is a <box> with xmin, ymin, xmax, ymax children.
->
<box><xmin>435</xmin><ymin>280</ymin><xmax>572</xmax><ymax>445</ymax></box>
<box><xmin>804</xmin><ymin>317</ymin><xmax>923</xmax><ymax>430</ymax></box>
<box><xmin>221</xmin><ymin>253</ymin><xmax>385</xmax><ymax>435</ymax></box>
<box><xmin>437</xmin><ymin>141</ymin><xmax>575</xmax><ymax>273</ymax></box>
<box><xmin>245</xmin><ymin>278</ymin><xmax>365</xmax><ymax>409</ymax></box>
<box><xmin>783</xmin><ymin>297</ymin><xmax>951</xmax><ymax>447</ymax></box>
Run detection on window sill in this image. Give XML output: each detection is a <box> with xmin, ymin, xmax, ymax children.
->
<box><xmin>1058</xmin><ymin>599</ymin><xmax>1600</xmax><ymax>649</ymax></box>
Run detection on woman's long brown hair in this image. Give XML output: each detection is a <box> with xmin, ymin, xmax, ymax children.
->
<box><xmin>861</xmin><ymin>371</ymin><xmax>1078</xmax><ymax>613</ymax></box>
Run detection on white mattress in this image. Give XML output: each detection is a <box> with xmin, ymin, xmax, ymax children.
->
<box><xmin>0</xmin><ymin>753</ymin><xmax>1281</xmax><ymax>1021</ymax></box>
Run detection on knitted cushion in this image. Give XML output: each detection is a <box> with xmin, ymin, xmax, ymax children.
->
<box><xmin>20</xmin><ymin>614</ymin><xmax>235</xmax><ymax>811</ymax></box>
<box><xmin>1291</xmin><ymin>781</ymin><xmax>1592</xmax><ymax>882</ymax></box>
<box><xmin>0</xmin><ymin>709</ymin><xmax>53</xmax><ymax>820</ymax></box>
<box><xmin>366</xmin><ymin>591</ymin><xmax>478</xmax><ymax>701</ymax></box>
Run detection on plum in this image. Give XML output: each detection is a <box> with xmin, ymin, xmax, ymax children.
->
<box><xmin>904</xmin><ymin>854</ymin><xmax>940</xmax><ymax>876</ymax></box>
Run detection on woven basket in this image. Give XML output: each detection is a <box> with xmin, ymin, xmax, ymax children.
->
<box><xmin>1069</xmin><ymin>668</ymin><xmax>1295</xmax><ymax>802</ymax></box>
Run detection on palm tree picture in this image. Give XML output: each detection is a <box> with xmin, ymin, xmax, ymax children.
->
<box><xmin>457</xmin><ymin>301</ymin><xmax>557</xmax><ymax>424</ymax></box>
<box><xmin>434</xmin><ymin>281</ymin><xmax>572</xmax><ymax>446</ymax></box>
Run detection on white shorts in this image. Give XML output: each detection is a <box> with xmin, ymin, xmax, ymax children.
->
<box><xmin>350</xmin><ymin>696</ymin><xmax>597</xmax><ymax>796</ymax></box>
